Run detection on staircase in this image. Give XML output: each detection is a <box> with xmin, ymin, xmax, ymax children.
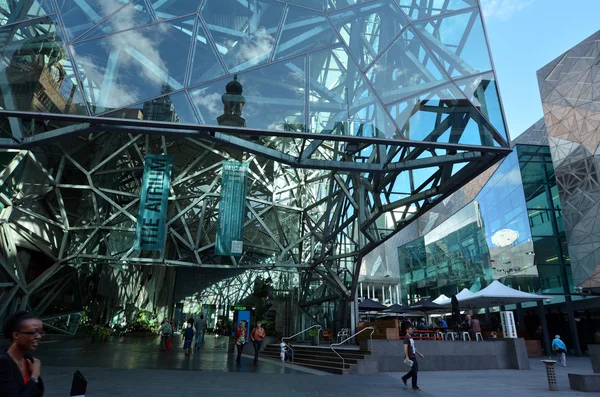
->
<box><xmin>262</xmin><ymin>344</ymin><xmax>371</xmax><ymax>374</ymax></box>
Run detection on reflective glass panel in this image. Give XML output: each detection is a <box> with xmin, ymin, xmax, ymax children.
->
<box><xmin>55</xmin><ymin>0</ymin><xmax>131</xmax><ymax>41</ymax></box>
<box><xmin>367</xmin><ymin>27</ymin><xmax>448</xmax><ymax>104</ymax></box>
<box><xmin>76</xmin><ymin>0</ymin><xmax>154</xmax><ymax>41</ymax></box>
<box><xmin>274</xmin><ymin>5</ymin><xmax>339</xmax><ymax>60</ymax></box>
<box><xmin>309</xmin><ymin>46</ymin><xmax>391</xmax><ymax>138</ymax></box>
<box><xmin>386</xmin><ymin>82</ymin><xmax>497</xmax><ymax>146</ymax></box>
<box><xmin>284</xmin><ymin>0</ymin><xmax>324</xmax><ymax>10</ymax></box>
<box><xmin>72</xmin><ymin>17</ymin><xmax>193</xmax><ymax>114</ymax></box>
<box><xmin>190</xmin><ymin>56</ymin><xmax>306</xmax><ymax>131</ymax></box>
<box><xmin>330</xmin><ymin>1</ymin><xmax>408</xmax><ymax>69</ymax></box>
<box><xmin>151</xmin><ymin>0</ymin><xmax>202</xmax><ymax>19</ymax></box>
<box><xmin>413</xmin><ymin>8</ymin><xmax>491</xmax><ymax>78</ymax></box>
<box><xmin>102</xmin><ymin>90</ymin><xmax>198</xmax><ymax>123</ymax></box>
<box><xmin>398</xmin><ymin>0</ymin><xmax>476</xmax><ymax>20</ymax></box>
<box><xmin>327</xmin><ymin>0</ymin><xmax>375</xmax><ymax>10</ymax></box>
<box><xmin>0</xmin><ymin>16</ymin><xmax>87</xmax><ymax>115</ymax></box>
<box><xmin>456</xmin><ymin>72</ymin><xmax>508</xmax><ymax>142</ymax></box>
<box><xmin>0</xmin><ymin>0</ymin><xmax>54</xmax><ymax>26</ymax></box>
<box><xmin>201</xmin><ymin>0</ymin><xmax>285</xmax><ymax>74</ymax></box>
<box><xmin>188</xmin><ymin>17</ymin><xmax>226</xmax><ymax>86</ymax></box>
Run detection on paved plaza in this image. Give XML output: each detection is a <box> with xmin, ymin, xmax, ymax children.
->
<box><xmin>28</xmin><ymin>336</ymin><xmax>595</xmax><ymax>396</ymax></box>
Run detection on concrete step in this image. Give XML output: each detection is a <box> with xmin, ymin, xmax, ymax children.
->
<box><xmin>262</xmin><ymin>351</ymin><xmax>356</xmax><ymax>368</ymax></box>
<box><xmin>262</xmin><ymin>344</ymin><xmax>370</xmax><ymax>374</ymax></box>
<box><xmin>263</xmin><ymin>350</ymin><xmax>362</xmax><ymax>364</ymax></box>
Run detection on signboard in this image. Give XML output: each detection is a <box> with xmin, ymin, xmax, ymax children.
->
<box><xmin>232</xmin><ymin>305</ymin><xmax>250</xmax><ymax>311</ymax></box>
<box><xmin>215</xmin><ymin>161</ymin><xmax>248</xmax><ymax>256</ymax></box>
<box><xmin>500</xmin><ymin>311</ymin><xmax>517</xmax><ymax>338</ymax></box>
<box><xmin>135</xmin><ymin>154</ymin><xmax>173</xmax><ymax>251</ymax></box>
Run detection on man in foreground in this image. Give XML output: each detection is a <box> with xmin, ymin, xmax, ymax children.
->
<box><xmin>402</xmin><ymin>327</ymin><xmax>425</xmax><ymax>391</ymax></box>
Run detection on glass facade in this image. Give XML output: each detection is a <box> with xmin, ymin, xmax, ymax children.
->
<box><xmin>399</xmin><ymin>150</ymin><xmax>537</xmax><ymax>303</ymax></box>
<box><xmin>0</xmin><ymin>1</ymin><xmax>510</xmax><ymax>335</ymax></box>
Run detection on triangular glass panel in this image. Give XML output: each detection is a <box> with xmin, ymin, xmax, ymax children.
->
<box><xmin>55</xmin><ymin>0</ymin><xmax>131</xmax><ymax>42</ymax></box>
<box><xmin>398</xmin><ymin>0</ymin><xmax>476</xmax><ymax>20</ymax></box>
<box><xmin>274</xmin><ymin>5</ymin><xmax>339</xmax><ymax>61</ymax></box>
<box><xmin>76</xmin><ymin>0</ymin><xmax>154</xmax><ymax>42</ymax></box>
<box><xmin>330</xmin><ymin>1</ymin><xmax>408</xmax><ymax>70</ymax></box>
<box><xmin>0</xmin><ymin>0</ymin><xmax>54</xmax><ymax>27</ymax></box>
<box><xmin>413</xmin><ymin>8</ymin><xmax>492</xmax><ymax>79</ymax></box>
<box><xmin>188</xmin><ymin>16</ymin><xmax>226</xmax><ymax>86</ymax></box>
<box><xmin>455</xmin><ymin>72</ymin><xmax>508</xmax><ymax>143</ymax></box>
<box><xmin>151</xmin><ymin>0</ymin><xmax>202</xmax><ymax>20</ymax></box>
<box><xmin>0</xmin><ymin>15</ymin><xmax>88</xmax><ymax>116</ymax></box>
<box><xmin>385</xmin><ymin>82</ymin><xmax>496</xmax><ymax>145</ymax></box>
<box><xmin>72</xmin><ymin>17</ymin><xmax>193</xmax><ymax>114</ymax></box>
<box><xmin>285</xmin><ymin>0</ymin><xmax>324</xmax><ymax>11</ymax></box>
<box><xmin>190</xmin><ymin>56</ymin><xmax>306</xmax><ymax>132</ymax></box>
<box><xmin>101</xmin><ymin>90</ymin><xmax>198</xmax><ymax>123</ymax></box>
<box><xmin>201</xmin><ymin>0</ymin><xmax>285</xmax><ymax>74</ymax></box>
<box><xmin>309</xmin><ymin>46</ymin><xmax>393</xmax><ymax>139</ymax></box>
<box><xmin>367</xmin><ymin>26</ymin><xmax>449</xmax><ymax>106</ymax></box>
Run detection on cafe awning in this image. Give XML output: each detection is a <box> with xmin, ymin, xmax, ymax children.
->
<box><xmin>458</xmin><ymin>280</ymin><xmax>547</xmax><ymax>308</ymax></box>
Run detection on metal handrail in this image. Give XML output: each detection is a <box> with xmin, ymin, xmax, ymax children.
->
<box><xmin>281</xmin><ymin>325</ymin><xmax>322</xmax><ymax>362</ymax></box>
<box><xmin>330</xmin><ymin>327</ymin><xmax>374</xmax><ymax>369</ymax></box>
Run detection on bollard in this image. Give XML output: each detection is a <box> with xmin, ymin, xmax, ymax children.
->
<box><xmin>541</xmin><ymin>360</ymin><xmax>558</xmax><ymax>391</ymax></box>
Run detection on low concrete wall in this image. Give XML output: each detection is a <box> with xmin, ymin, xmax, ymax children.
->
<box><xmin>355</xmin><ymin>338</ymin><xmax>530</xmax><ymax>374</ymax></box>
<box><xmin>589</xmin><ymin>344</ymin><xmax>600</xmax><ymax>373</ymax></box>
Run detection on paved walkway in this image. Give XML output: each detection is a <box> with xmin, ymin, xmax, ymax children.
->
<box><xmin>26</xmin><ymin>336</ymin><xmax>597</xmax><ymax>396</ymax></box>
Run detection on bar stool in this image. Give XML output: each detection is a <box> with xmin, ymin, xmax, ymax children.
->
<box><xmin>444</xmin><ymin>332</ymin><xmax>457</xmax><ymax>341</ymax></box>
<box><xmin>461</xmin><ymin>332</ymin><xmax>471</xmax><ymax>341</ymax></box>
<box><xmin>475</xmin><ymin>332</ymin><xmax>483</xmax><ymax>341</ymax></box>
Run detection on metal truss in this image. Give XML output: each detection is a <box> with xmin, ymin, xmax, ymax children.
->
<box><xmin>0</xmin><ymin>0</ymin><xmax>511</xmax><ymax>332</ymax></box>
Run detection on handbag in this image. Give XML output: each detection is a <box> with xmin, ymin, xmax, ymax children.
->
<box><xmin>166</xmin><ymin>339</ymin><xmax>172</xmax><ymax>349</ymax></box>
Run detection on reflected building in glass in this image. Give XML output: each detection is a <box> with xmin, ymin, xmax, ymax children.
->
<box><xmin>0</xmin><ymin>1</ymin><xmax>511</xmax><ymax>339</ymax></box>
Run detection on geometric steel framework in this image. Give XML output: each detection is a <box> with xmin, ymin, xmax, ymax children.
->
<box><xmin>537</xmin><ymin>29</ymin><xmax>600</xmax><ymax>292</ymax></box>
<box><xmin>0</xmin><ymin>0</ymin><xmax>509</xmax><ymax>330</ymax></box>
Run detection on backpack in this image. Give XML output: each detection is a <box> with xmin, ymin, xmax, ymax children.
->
<box><xmin>162</xmin><ymin>324</ymin><xmax>172</xmax><ymax>335</ymax></box>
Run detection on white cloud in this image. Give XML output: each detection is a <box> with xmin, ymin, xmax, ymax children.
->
<box><xmin>191</xmin><ymin>90</ymin><xmax>222</xmax><ymax>118</ymax></box>
<box><xmin>481</xmin><ymin>0</ymin><xmax>536</xmax><ymax>22</ymax></box>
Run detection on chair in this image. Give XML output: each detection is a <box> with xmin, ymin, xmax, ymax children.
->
<box><xmin>461</xmin><ymin>332</ymin><xmax>471</xmax><ymax>341</ymax></box>
<box><xmin>322</xmin><ymin>328</ymin><xmax>333</xmax><ymax>344</ymax></box>
<box><xmin>443</xmin><ymin>332</ymin><xmax>456</xmax><ymax>341</ymax></box>
<box><xmin>475</xmin><ymin>332</ymin><xmax>483</xmax><ymax>341</ymax></box>
<box><xmin>337</xmin><ymin>328</ymin><xmax>350</xmax><ymax>344</ymax></box>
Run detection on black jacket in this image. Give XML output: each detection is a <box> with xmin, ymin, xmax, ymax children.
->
<box><xmin>0</xmin><ymin>353</ymin><xmax>44</xmax><ymax>397</ymax></box>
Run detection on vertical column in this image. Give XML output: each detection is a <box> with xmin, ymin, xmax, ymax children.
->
<box><xmin>382</xmin><ymin>285</ymin><xmax>385</xmax><ymax>303</ymax></box>
<box><xmin>562</xmin><ymin>267</ymin><xmax>582</xmax><ymax>355</ymax></box>
<box><xmin>396</xmin><ymin>285</ymin><xmax>400</xmax><ymax>304</ymax></box>
<box><xmin>367</xmin><ymin>284</ymin><xmax>370</xmax><ymax>299</ymax></box>
<box><xmin>360</xmin><ymin>283</ymin><xmax>363</xmax><ymax>300</ymax></box>
<box><xmin>516</xmin><ymin>303</ymin><xmax>526</xmax><ymax>332</ymax></box>
<box><xmin>537</xmin><ymin>300</ymin><xmax>551</xmax><ymax>356</ymax></box>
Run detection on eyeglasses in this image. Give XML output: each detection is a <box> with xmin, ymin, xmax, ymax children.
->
<box><xmin>19</xmin><ymin>331</ymin><xmax>45</xmax><ymax>337</ymax></box>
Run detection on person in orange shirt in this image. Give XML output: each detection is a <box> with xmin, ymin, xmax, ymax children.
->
<box><xmin>250</xmin><ymin>321</ymin><xmax>266</xmax><ymax>365</ymax></box>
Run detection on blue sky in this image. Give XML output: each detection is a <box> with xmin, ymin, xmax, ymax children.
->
<box><xmin>480</xmin><ymin>0</ymin><xmax>600</xmax><ymax>139</ymax></box>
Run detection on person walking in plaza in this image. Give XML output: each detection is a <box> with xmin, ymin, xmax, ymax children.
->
<box><xmin>234</xmin><ymin>321</ymin><xmax>248</xmax><ymax>367</ymax></box>
<box><xmin>250</xmin><ymin>321</ymin><xmax>266</xmax><ymax>365</ymax></box>
<box><xmin>0</xmin><ymin>311</ymin><xmax>45</xmax><ymax>396</ymax></box>
<box><xmin>552</xmin><ymin>335</ymin><xmax>567</xmax><ymax>367</ymax></box>
<box><xmin>158</xmin><ymin>319</ymin><xmax>172</xmax><ymax>351</ymax></box>
<box><xmin>195</xmin><ymin>314</ymin><xmax>207</xmax><ymax>350</ymax></box>
<box><xmin>402</xmin><ymin>327</ymin><xmax>425</xmax><ymax>391</ymax></box>
<box><xmin>183</xmin><ymin>319</ymin><xmax>195</xmax><ymax>357</ymax></box>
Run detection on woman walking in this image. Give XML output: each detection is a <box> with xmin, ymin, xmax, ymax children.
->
<box><xmin>234</xmin><ymin>321</ymin><xmax>248</xmax><ymax>367</ymax></box>
<box><xmin>0</xmin><ymin>311</ymin><xmax>45</xmax><ymax>396</ymax></box>
<box><xmin>250</xmin><ymin>321</ymin><xmax>265</xmax><ymax>365</ymax></box>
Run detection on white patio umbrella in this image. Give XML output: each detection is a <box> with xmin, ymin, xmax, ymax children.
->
<box><xmin>455</xmin><ymin>288</ymin><xmax>476</xmax><ymax>301</ymax></box>
<box><xmin>458</xmin><ymin>280</ymin><xmax>547</xmax><ymax>309</ymax></box>
<box><xmin>433</xmin><ymin>294</ymin><xmax>451</xmax><ymax>305</ymax></box>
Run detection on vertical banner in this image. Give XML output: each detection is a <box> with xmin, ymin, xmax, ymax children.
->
<box><xmin>135</xmin><ymin>154</ymin><xmax>173</xmax><ymax>251</ymax></box>
<box><xmin>500</xmin><ymin>311</ymin><xmax>518</xmax><ymax>338</ymax></box>
<box><xmin>215</xmin><ymin>161</ymin><xmax>248</xmax><ymax>256</ymax></box>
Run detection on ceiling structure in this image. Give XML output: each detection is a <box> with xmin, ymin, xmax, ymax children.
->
<box><xmin>0</xmin><ymin>0</ymin><xmax>510</xmax><ymax>328</ymax></box>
